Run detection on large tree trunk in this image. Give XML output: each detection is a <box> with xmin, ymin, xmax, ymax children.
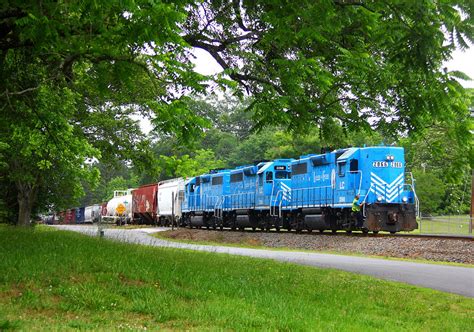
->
<box><xmin>16</xmin><ymin>181</ymin><xmax>37</xmax><ymax>226</ymax></box>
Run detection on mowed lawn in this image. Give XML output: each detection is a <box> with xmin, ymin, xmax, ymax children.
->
<box><xmin>0</xmin><ymin>226</ymin><xmax>472</xmax><ymax>331</ymax></box>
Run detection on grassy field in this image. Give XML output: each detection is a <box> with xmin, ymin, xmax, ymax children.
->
<box><xmin>0</xmin><ymin>226</ymin><xmax>472</xmax><ymax>331</ymax></box>
<box><xmin>412</xmin><ymin>217</ymin><xmax>472</xmax><ymax>236</ymax></box>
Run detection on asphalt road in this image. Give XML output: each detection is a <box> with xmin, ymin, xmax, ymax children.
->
<box><xmin>51</xmin><ymin>225</ymin><xmax>474</xmax><ymax>298</ymax></box>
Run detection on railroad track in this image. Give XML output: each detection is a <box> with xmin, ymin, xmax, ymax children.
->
<box><xmin>176</xmin><ymin>226</ymin><xmax>473</xmax><ymax>241</ymax></box>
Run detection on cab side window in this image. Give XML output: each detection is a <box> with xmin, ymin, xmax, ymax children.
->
<box><xmin>350</xmin><ymin>159</ymin><xmax>358</xmax><ymax>172</ymax></box>
<box><xmin>266</xmin><ymin>171</ymin><xmax>273</xmax><ymax>183</ymax></box>
<box><xmin>338</xmin><ymin>162</ymin><xmax>346</xmax><ymax>177</ymax></box>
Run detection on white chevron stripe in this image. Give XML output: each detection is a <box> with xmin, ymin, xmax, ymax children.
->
<box><xmin>374</xmin><ymin>179</ymin><xmax>404</xmax><ymax>196</ymax></box>
<box><xmin>280</xmin><ymin>183</ymin><xmax>291</xmax><ymax>201</ymax></box>
<box><xmin>371</xmin><ymin>187</ymin><xmax>401</xmax><ymax>202</ymax></box>
<box><xmin>371</xmin><ymin>172</ymin><xmax>403</xmax><ymax>188</ymax></box>
<box><xmin>370</xmin><ymin>172</ymin><xmax>404</xmax><ymax>203</ymax></box>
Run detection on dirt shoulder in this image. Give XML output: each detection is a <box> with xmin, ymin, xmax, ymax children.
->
<box><xmin>158</xmin><ymin>228</ymin><xmax>474</xmax><ymax>265</ymax></box>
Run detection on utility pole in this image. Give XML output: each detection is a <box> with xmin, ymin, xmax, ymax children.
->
<box><xmin>470</xmin><ymin>169</ymin><xmax>473</xmax><ymax>234</ymax></box>
<box><xmin>171</xmin><ymin>191</ymin><xmax>175</xmax><ymax>231</ymax></box>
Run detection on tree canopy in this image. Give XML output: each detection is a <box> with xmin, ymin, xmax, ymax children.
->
<box><xmin>0</xmin><ymin>0</ymin><xmax>472</xmax><ymax>224</ymax></box>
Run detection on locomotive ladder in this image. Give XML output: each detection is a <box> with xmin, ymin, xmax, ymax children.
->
<box><xmin>214</xmin><ymin>196</ymin><xmax>224</xmax><ymax>220</ymax></box>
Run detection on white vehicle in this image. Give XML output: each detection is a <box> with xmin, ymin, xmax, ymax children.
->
<box><xmin>104</xmin><ymin>189</ymin><xmax>133</xmax><ymax>223</ymax></box>
<box><xmin>157</xmin><ymin>178</ymin><xmax>185</xmax><ymax>225</ymax></box>
<box><xmin>84</xmin><ymin>204</ymin><xmax>101</xmax><ymax>223</ymax></box>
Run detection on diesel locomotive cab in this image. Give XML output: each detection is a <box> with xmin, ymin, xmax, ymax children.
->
<box><xmin>353</xmin><ymin>147</ymin><xmax>418</xmax><ymax>233</ymax></box>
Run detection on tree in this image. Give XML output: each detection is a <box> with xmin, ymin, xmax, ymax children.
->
<box><xmin>0</xmin><ymin>0</ymin><xmax>206</xmax><ymax>225</ymax></box>
<box><xmin>161</xmin><ymin>149</ymin><xmax>226</xmax><ymax>178</ymax></box>
<box><xmin>412</xmin><ymin>170</ymin><xmax>446</xmax><ymax>215</ymax></box>
<box><xmin>183</xmin><ymin>1</ymin><xmax>472</xmax><ymax>138</ymax></box>
<box><xmin>2</xmin><ymin>1</ymin><xmax>472</xmax><ymax>225</ymax></box>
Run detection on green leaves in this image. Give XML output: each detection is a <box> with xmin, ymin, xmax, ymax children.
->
<box><xmin>183</xmin><ymin>0</ymin><xmax>472</xmax><ymax>139</ymax></box>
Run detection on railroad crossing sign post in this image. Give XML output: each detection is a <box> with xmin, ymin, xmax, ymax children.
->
<box><xmin>98</xmin><ymin>213</ymin><xmax>104</xmax><ymax>238</ymax></box>
<box><xmin>116</xmin><ymin>203</ymin><xmax>126</xmax><ymax>226</ymax></box>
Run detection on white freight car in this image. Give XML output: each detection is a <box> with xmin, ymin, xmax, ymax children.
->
<box><xmin>104</xmin><ymin>189</ymin><xmax>133</xmax><ymax>224</ymax></box>
<box><xmin>84</xmin><ymin>204</ymin><xmax>102</xmax><ymax>223</ymax></box>
<box><xmin>157</xmin><ymin>178</ymin><xmax>185</xmax><ymax>225</ymax></box>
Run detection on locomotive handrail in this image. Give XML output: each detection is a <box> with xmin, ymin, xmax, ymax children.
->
<box><xmin>289</xmin><ymin>185</ymin><xmax>333</xmax><ymax>208</ymax></box>
<box><xmin>222</xmin><ymin>192</ymin><xmax>256</xmax><ymax>210</ymax></box>
<box><xmin>270</xmin><ymin>190</ymin><xmax>283</xmax><ymax>217</ymax></box>
<box><xmin>213</xmin><ymin>196</ymin><xmax>224</xmax><ymax>218</ymax></box>
<box><xmin>404</xmin><ymin>183</ymin><xmax>420</xmax><ymax>217</ymax></box>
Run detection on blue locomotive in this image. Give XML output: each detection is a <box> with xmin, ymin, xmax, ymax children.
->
<box><xmin>181</xmin><ymin>146</ymin><xmax>419</xmax><ymax>233</ymax></box>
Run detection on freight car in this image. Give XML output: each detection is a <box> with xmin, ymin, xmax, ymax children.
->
<box><xmin>84</xmin><ymin>205</ymin><xmax>101</xmax><ymax>223</ymax></box>
<box><xmin>132</xmin><ymin>183</ymin><xmax>158</xmax><ymax>224</ymax></box>
<box><xmin>103</xmin><ymin>190</ymin><xmax>133</xmax><ymax>224</ymax></box>
<box><xmin>75</xmin><ymin>207</ymin><xmax>85</xmax><ymax>224</ymax></box>
<box><xmin>157</xmin><ymin>178</ymin><xmax>185</xmax><ymax>226</ymax></box>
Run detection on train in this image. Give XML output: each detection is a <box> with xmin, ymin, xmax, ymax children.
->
<box><xmin>46</xmin><ymin>146</ymin><xmax>419</xmax><ymax>234</ymax></box>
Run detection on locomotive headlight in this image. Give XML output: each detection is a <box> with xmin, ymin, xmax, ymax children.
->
<box><xmin>377</xmin><ymin>196</ymin><xmax>383</xmax><ymax>202</ymax></box>
<box><xmin>402</xmin><ymin>196</ymin><xmax>408</xmax><ymax>203</ymax></box>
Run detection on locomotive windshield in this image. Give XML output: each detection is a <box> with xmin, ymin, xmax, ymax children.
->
<box><xmin>275</xmin><ymin>171</ymin><xmax>290</xmax><ymax>179</ymax></box>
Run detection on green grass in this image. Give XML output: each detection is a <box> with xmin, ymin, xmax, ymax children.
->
<box><xmin>0</xmin><ymin>225</ymin><xmax>473</xmax><ymax>331</ymax></box>
<box><xmin>411</xmin><ymin>217</ymin><xmax>473</xmax><ymax>236</ymax></box>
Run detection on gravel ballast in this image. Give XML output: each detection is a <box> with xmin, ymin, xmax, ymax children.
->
<box><xmin>160</xmin><ymin>229</ymin><xmax>474</xmax><ymax>264</ymax></box>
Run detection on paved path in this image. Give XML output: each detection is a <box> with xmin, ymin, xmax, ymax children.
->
<box><xmin>51</xmin><ymin>225</ymin><xmax>474</xmax><ymax>298</ymax></box>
